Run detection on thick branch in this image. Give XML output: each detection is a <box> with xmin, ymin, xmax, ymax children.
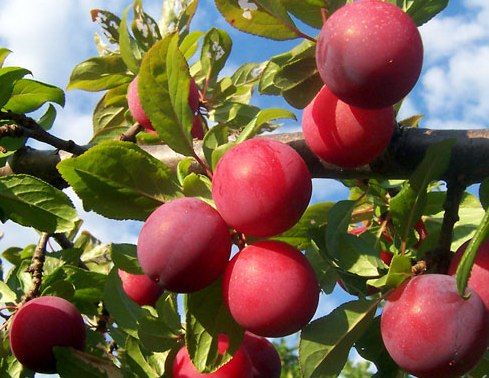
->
<box><xmin>3</xmin><ymin>127</ymin><xmax>489</xmax><ymax>185</ymax></box>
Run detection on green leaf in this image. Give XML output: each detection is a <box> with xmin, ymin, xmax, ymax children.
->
<box><xmin>64</xmin><ymin>266</ymin><xmax>106</xmax><ymax>315</ymax></box>
<box><xmin>236</xmin><ymin>108</ymin><xmax>296</xmax><ymax>142</ymax></box>
<box><xmin>120</xmin><ymin>336</ymin><xmax>162</xmax><ymax>378</ymax></box>
<box><xmin>384</xmin><ymin>255</ymin><xmax>412</xmax><ymax>288</ymax></box>
<box><xmin>202</xmin><ymin>124</ymin><xmax>229</xmax><ymax>168</ymax></box>
<box><xmin>404</xmin><ymin>0</ymin><xmax>449</xmax><ymax>26</ymax></box>
<box><xmin>326</xmin><ymin>200</ymin><xmax>356</xmax><ymax>255</ymax></box>
<box><xmin>214</xmin><ymin>0</ymin><xmax>302</xmax><ymax>40</ymax></box>
<box><xmin>299</xmin><ymin>299</ymin><xmax>378</xmax><ymax>378</ymax></box>
<box><xmin>111</xmin><ymin>243</ymin><xmax>142</xmax><ymax>275</ymax></box>
<box><xmin>104</xmin><ymin>268</ymin><xmax>149</xmax><ymax>336</ymax></box>
<box><xmin>0</xmin><ymin>280</ymin><xmax>17</xmax><ymax>303</ymax></box>
<box><xmin>273</xmin><ymin>202</ymin><xmax>334</xmax><ymax>250</ymax></box>
<box><xmin>282</xmin><ymin>0</ymin><xmax>331</xmax><ymax>29</ymax></box>
<box><xmin>67</xmin><ymin>55</ymin><xmax>131</xmax><ymax>92</ymax></box>
<box><xmin>231</xmin><ymin>62</ymin><xmax>267</xmax><ymax>87</ymax></box>
<box><xmin>354</xmin><ymin>316</ymin><xmax>400</xmax><ymax>377</ymax></box>
<box><xmin>38</xmin><ymin>104</ymin><xmax>58</xmax><ymax>130</ymax></box>
<box><xmin>208</xmin><ymin>102</ymin><xmax>260</xmax><ymax>130</ymax></box>
<box><xmin>180</xmin><ymin>31</ymin><xmax>205</xmax><ymax>61</ymax></box>
<box><xmin>119</xmin><ymin>6</ymin><xmax>141</xmax><ymax>74</ymax></box>
<box><xmin>159</xmin><ymin>0</ymin><xmax>198</xmax><ymax>38</ymax></box>
<box><xmin>0</xmin><ymin>48</ymin><xmax>11</xmax><ymax>67</ymax></box>
<box><xmin>91</xmin><ymin>88</ymin><xmax>129</xmax><ymax>143</ymax></box>
<box><xmin>57</xmin><ymin>141</ymin><xmax>182</xmax><ymax>221</ymax></box>
<box><xmin>456</xmin><ymin>206</ymin><xmax>489</xmax><ymax>297</ymax></box>
<box><xmin>335</xmin><ymin>234</ymin><xmax>383</xmax><ymax>277</ymax></box>
<box><xmin>200</xmin><ymin>28</ymin><xmax>232</xmax><ymax>87</ymax></box>
<box><xmin>131</xmin><ymin>0</ymin><xmax>162</xmax><ymax>51</ymax></box>
<box><xmin>138</xmin><ymin>33</ymin><xmax>195</xmax><ymax>156</ymax></box>
<box><xmin>479</xmin><ymin>178</ymin><xmax>489</xmax><ymax>209</ymax></box>
<box><xmin>4</xmin><ymin>79</ymin><xmax>65</xmax><ymax>114</ymax></box>
<box><xmin>90</xmin><ymin>9</ymin><xmax>121</xmax><ymax>44</ymax></box>
<box><xmin>0</xmin><ymin>67</ymin><xmax>31</xmax><ymax>108</ymax></box>
<box><xmin>469</xmin><ymin>350</ymin><xmax>489</xmax><ymax>377</ymax></box>
<box><xmin>182</xmin><ymin>173</ymin><xmax>213</xmax><ymax>204</ymax></box>
<box><xmin>185</xmin><ymin>278</ymin><xmax>244</xmax><ymax>373</ymax></box>
<box><xmin>0</xmin><ymin>174</ymin><xmax>77</xmax><ymax>233</ymax></box>
<box><xmin>55</xmin><ymin>347</ymin><xmax>122</xmax><ymax>378</ymax></box>
<box><xmin>390</xmin><ymin>139</ymin><xmax>455</xmax><ymax>244</ymax></box>
<box><xmin>138</xmin><ymin>294</ymin><xmax>182</xmax><ymax>353</ymax></box>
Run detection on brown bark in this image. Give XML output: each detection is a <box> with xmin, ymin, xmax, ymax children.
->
<box><xmin>2</xmin><ymin>126</ymin><xmax>489</xmax><ymax>186</ymax></box>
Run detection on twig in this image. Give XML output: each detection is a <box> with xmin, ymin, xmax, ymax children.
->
<box><xmin>0</xmin><ymin>111</ymin><xmax>87</xmax><ymax>156</ymax></box>
<box><xmin>117</xmin><ymin>123</ymin><xmax>143</xmax><ymax>142</ymax></box>
<box><xmin>22</xmin><ymin>232</ymin><xmax>50</xmax><ymax>304</ymax></box>
<box><xmin>427</xmin><ymin>181</ymin><xmax>466</xmax><ymax>274</ymax></box>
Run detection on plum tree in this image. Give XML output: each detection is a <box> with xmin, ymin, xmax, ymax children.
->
<box><xmin>8</xmin><ymin>296</ymin><xmax>86</xmax><ymax>373</ymax></box>
<box><xmin>448</xmin><ymin>237</ymin><xmax>489</xmax><ymax>312</ymax></box>
<box><xmin>117</xmin><ymin>269</ymin><xmax>163</xmax><ymax>307</ymax></box>
<box><xmin>172</xmin><ymin>334</ymin><xmax>253</xmax><ymax>377</ymax></box>
<box><xmin>381</xmin><ymin>274</ymin><xmax>489</xmax><ymax>377</ymax></box>
<box><xmin>137</xmin><ymin>197</ymin><xmax>231</xmax><ymax>293</ymax></box>
<box><xmin>302</xmin><ymin>85</ymin><xmax>395</xmax><ymax>168</ymax></box>
<box><xmin>212</xmin><ymin>138</ymin><xmax>312</xmax><ymax>237</ymax></box>
<box><xmin>316</xmin><ymin>0</ymin><xmax>423</xmax><ymax>109</ymax></box>
<box><xmin>242</xmin><ymin>332</ymin><xmax>281</xmax><ymax>378</ymax></box>
<box><xmin>2</xmin><ymin>1</ymin><xmax>487</xmax><ymax>377</ymax></box>
<box><xmin>222</xmin><ymin>240</ymin><xmax>320</xmax><ymax>337</ymax></box>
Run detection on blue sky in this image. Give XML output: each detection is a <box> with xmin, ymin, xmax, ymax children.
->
<box><xmin>0</xmin><ymin>0</ymin><xmax>488</xmax><ymax>373</ymax></box>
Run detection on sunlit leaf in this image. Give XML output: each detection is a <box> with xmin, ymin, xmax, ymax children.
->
<box><xmin>0</xmin><ymin>174</ymin><xmax>78</xmax><ymax>233</ymax></box>
<box><xmin>4</xmin><ymin>79</ymin><xmax>65</xmax><ymax>114</ymax></box>
<box><xmin>299</xmin><ymin>299</ymin><xmax>378</xmax><ymax>377</ymax></box>
<box><xmin>139</xmin><ymin>33</ymin><xmax>194</xmax><ymax>156</ymax></box>
<box><xmin>57</xmin><ymin>141</ymin><xmax>182</xmax><ymax>220</ymax></box>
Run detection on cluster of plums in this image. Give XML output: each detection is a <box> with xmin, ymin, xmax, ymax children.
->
<box><xmin>135</xmin><ymin>136</ymin><xmax>319</xmax><ymax>375</ymax></box>
<box><xmin>125</xmin><ymin>51</ymin><xmax>321</xmax><ymax>374</ymax></box>
<box><xmin>303</xmin><ymin>0</ymin><xmax>423</xmax><ymax>168</ymax></box>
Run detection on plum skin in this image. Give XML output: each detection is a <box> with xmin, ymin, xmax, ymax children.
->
<box><xmin>212</xmin><ymin>138</ymin><xmax>312</xmax><ymax>237</ymax></box>
<box><xmin>242</xmin><ymin>332</ymin><xmax>281</xmax><ymax>378</ymax></box>
<box><xmin>117</xmin><ymin>269</ymin><xmax>163</xmax><ymax>307</ymax></box>
<box><xmin>302</xmin><ymin>85</ymin><xmax>395</xmax><ymax>168</ymax></box>
<box><xmin>9</xmin><ymin>296</ymin><xmax>86</xmax><ymax>374</ymax></box>
<box><xmin>222</xmin><ymin>240</ymin><xmax>320</xmax><ymax>337</ymax></box>
<box><xmin>381</xmin><ymin>274</ymin><xmax>489</xmax><ymax>377</ymax></box>
<box><xmin>137</xmin><ymin>197</ymin><xmax>231</xmax><ymax>293</ymax></box>
<box><xmin>316</xmin><ymin>0</ymin><xmax>423</xmax><ymax>109</ymax></box>
<box><xmin>172</xmin><ymin>334</ymin><xmax>253</xmax><ymax>378</ymax></box>
<box><xmin>448</xmin><ymin>237</ymin><xmax>489</xmax><ymax>312</ymax></box>
<box><xmin>127</xmin><ymin>75</ymin><xmax>153</xmax><ymax>130</ymax></box>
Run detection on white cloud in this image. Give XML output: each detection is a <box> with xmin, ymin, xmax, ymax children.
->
<box><xmin>414</xmin><ymin>0</ymin><xmax>489</xmax><ymax>130</ymax></box>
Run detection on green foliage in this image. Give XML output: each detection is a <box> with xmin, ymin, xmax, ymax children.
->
<box><xmin>57</xmin><ymin>141</ymin><xmax>182</xmax><ymax>220</ymax></box>
<box><xmin>299</xmin><ymin>299</ymin><xmax>378</xmax><ymax>377</ymax></box>
<box><xmin>0</xmin><ymin>174</ymin><xmax>78</xmax><ymax>233</ymax></box>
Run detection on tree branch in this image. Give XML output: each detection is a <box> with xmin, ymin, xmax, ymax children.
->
<box><xmin>3</xmin><ymin>126</ymin><xmax>489</xmax><ymax>185</ymax></box>
<box><xmin>0</xmin><ymin>111</ymin><xmax>88</xmax><ymax>156</ymax></box>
